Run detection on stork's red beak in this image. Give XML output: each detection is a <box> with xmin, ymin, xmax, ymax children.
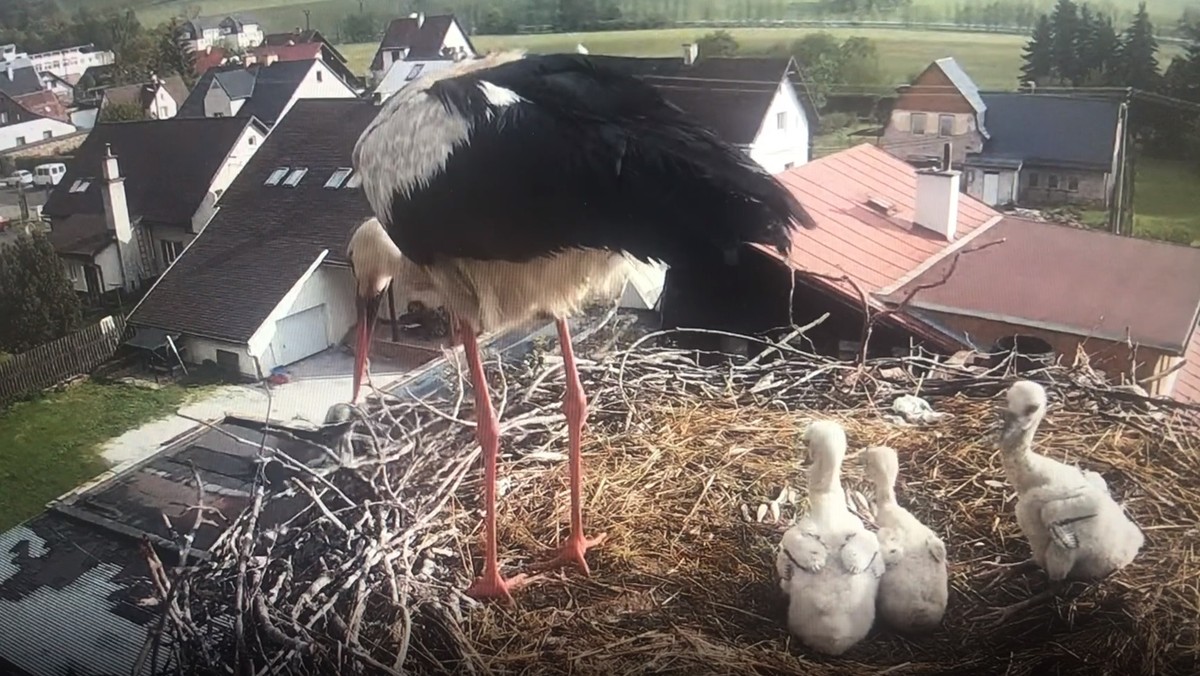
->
<box><xmin>352</xmin><ymin>291</ymin><xmax>382</xmax><ymax>404</ymax></box>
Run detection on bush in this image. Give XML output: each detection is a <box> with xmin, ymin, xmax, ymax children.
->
<box><xmin>0</xmin><ymin>230</ymin><xmax>82</xmax><ymax>354</ymax></box>
<box><xmin>818</xmin><ymin>111</ymin><xmax>856</xmax><ymax>132</ymax></box>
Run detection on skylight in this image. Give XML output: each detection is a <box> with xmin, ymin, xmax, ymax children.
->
<box><xmin>324</xmin><ymin>167</ymin><xmax>352</xmax><ymax>189</ymax></box>
<box><xmin>282</xmin><ymin>168</ymin><xmax>308</xmax><ymax>187</ymax></box>
<box><xmin>68</xmin><ymin>179</ymin><xmax>90</xmax><ymax>193</ymax></box>
<box><xmin>264</xmin><ymin>167</ymin><xmax>288</xmax><ymax>186</ymax></box>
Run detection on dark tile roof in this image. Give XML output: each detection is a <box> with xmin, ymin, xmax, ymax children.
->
<box><xmin>42</xmin><ymin>117</ymin><xmax>256</xmax><ymax>229</ymax></box>
<box><xmin>177</xmin><ymin>60</ymin><xmax>317</xmax><ymax>126</ymax></box>
<box><xmin>128</xmin><ymin>99</ymin><xmax>378</xmax><ymax>342</ymax></box>
<box><xmin>974</xmin><ymin>93</ymin><xmax>1121</xmax><ymax>170</ymax></box>
<box><xmin>370</xmin><ymin>14</ymin><xmax>473</xmax><ymax>71</ymax></box>
<box><xmin>0</xmin><ymin>418</ymin><xmax>326</xmax><ymax>676</ymax></box>
<box><xmin>881</xmin><ymin>217</ymin><xmax>1200</xmax><ymax>352</ymax></box>
<box><xmin>651</xmin><ymin>82</ymin><xmax>774</xmax><ymax>145</ymax></box>
<box><xmin>160</xmin><ymin>74</ymin><xmax>189</xmax><ymax>106</ymax></box>
<box><xmin>0</xmin><ymin>63</ymin><xmax>44</xmax><ymax>98</ymax></box>
<box><xmin>46</xmin><ymin>213</ymin><xmax>114</xmax><ymax>257</ymax></box>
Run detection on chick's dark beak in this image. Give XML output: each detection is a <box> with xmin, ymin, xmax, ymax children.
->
<box><xmin>352</xmin><ymin>290</ymin><xmax>384</xmax><ymax>404</ymax></box>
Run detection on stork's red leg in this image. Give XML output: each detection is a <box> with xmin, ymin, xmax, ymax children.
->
<box><xmin>459</xmin><ymin>319</ymin><xmax>528</xmax><ymax>604</ymax></box>
<box><xmin>532</xmin><ymin>318</ymin><xmax>607</xmax><ymax>575</ymax></box>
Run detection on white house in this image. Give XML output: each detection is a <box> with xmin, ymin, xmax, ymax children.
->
<box><xmin>99</xmin><ymin>75</ymin><xmax>189</xmax><ymax>120</ymax></box>
<box><xmin>0</xmin><ymin>91</ymin><xmax>75</xmax><ymax>150</ymax></box>
<box><xmin>179</xmin><ymin>15</ymin><xmax>264</xmax><ymax>53</ymax></box>
<box><xmin>176</xmin><ymin>58</ymin><xmax>357</xmax><ymax>127</ymax></box>
<box><xmin>28</xmin><ymin>44</ymin><xmax>115</xmax><ymax>81</ymax></box>
<box><xmin>43</xmin><ymin>116</ymin><xmax>267</xmax><ymax>301</ymax></box>
<box><xmin>368</xmin><ymin>13</ymin><xmax>477</xmax><ymax>89</ymax></box>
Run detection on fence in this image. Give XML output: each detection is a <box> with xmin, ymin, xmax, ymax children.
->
<box><xmin>0</xmin><ymin>314</ymin><xmax>127</xmax><ymax>407</ymax></box>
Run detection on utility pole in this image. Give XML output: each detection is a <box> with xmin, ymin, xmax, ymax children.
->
<box><xmin>303</xmin><ymin>9</ymin><xmax>311</xmax><ymax>31</ymax></box>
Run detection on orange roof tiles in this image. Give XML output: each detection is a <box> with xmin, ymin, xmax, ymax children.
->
<box><xmin>762</xmin><ymin>143</ymin><xmax>999</xmax><ymax>294</ymax></box>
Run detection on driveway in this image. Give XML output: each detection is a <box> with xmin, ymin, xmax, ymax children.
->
<box><xmin>99</xmin><ymin>347</ymin><xmax>427</xmax><ymax>470</ymax></box>
<box><xmin>0</xmin><ymin>184</ymin><xmax>48</xmax><ymax>222</ymax></box>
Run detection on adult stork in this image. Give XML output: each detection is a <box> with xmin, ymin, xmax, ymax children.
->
<box><xmin>346</xmin><ymin>51</ymin><xmax>815</xmax><ymax>604</ymax></box>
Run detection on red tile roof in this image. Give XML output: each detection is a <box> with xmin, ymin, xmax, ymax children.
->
<box><xmin>13</xmin><ymin>89</ymin><xmax>68</xmax><ymax>122</ymax></box>
<box><xmin>760</xmin><ymin>143</ymin><xmax>999</xmax><ymax>295</ymax></box>
<box><xmin>250</xmin><ymin>42</ymin><xmax>322</xmax><ymax>63</ymax></box>
<box><xmin>193</xmin><ymin>47</ymin><xmax>229</xmax><ymax>75</ymax></box>
<box><xmin>882</xmin><ymin>217</ymin><xmax>1200</xmax><ymax>352</ymax></box>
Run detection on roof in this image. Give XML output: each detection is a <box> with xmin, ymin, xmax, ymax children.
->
<box><xmin>882</xmin><ymin>217</ymin><xmax>1200</xmax><ymax>352</ymax></box>
<box><xmin>1173</xmin><ymin>328</ymin><xmax>1200</xmax><ymax>403</ymax></box>
<box><xmin>128</xmin><ymin>99</ymin><xmax>378</xmax><ymax>342</ymax></box>
<box><xmin>45</xmin><ymin>213</ymin><xmax>114</xmax><ymax>257</ymax></box>
<box><xmin>764</xmin><ymin>143</ymin><xmax>997</xmax><ymax>293</ymax></box>
<box><xmin>264</xmin><ymin>29</ymin><xmax>346</xmax><ymax>63</ymax></box>
<box><xmin>159</xmin><ymin>75</ymin><xmax>189</xmax><ymax>106</ymax></box>
<box><xmin>933</xmin><ymin>57</ymin><xmax>986</xmax><ymax>115</ymax></box>
<box><xmin>0</xmin><ymin>418</ymin><xmax>326</xmax><ymax>676</ymax></box>
<box><xmin>177</xmin><ymin>60</ymin><xmax>318</xmax><ymax>125</ymax></box>
<box><xmin>370</xmin><ymin>14</ymin><xmax>473</xmax><ymax>71</ymax></box>
<box><xmin>0</xmin><ymin>62</ymin><xmax>44</xmax><ymax>98</ymax></box>
<box><xmin>192</xmin><ymin>46</ymin><xmax>229</xmax><ymax>75</ymax></box>
<box><xmin>42</xmin><ymin>117</ymin><xmax>257</xmax><ymax>228</ymax></box>
<box><xmin>651</xmin><ymin>82</ymin><xmax>774</xmax><ymax>145</ymax></box>
<box><xmin>250</xmin><ymin>42</ymin><xmax>322</xmax><ymax>63</ymax></box>
<box><xmin>185</xmin><ymin>14</ymin><xmax>259</xmax><ymax>33</ymax></box>
<box><xmin>98</xmin><ymin>82</ymin><xmax>142</xmax><ymax>108</ymax></box>
<box><xmin>13</xmin><ymin>89</ymin><xmax>67</xmax><ymax>122</ymax></box>
<box><xmin>974</xmin><ymin>93</ymin><xmax>1121</xmax><ymax>170</ymax></box>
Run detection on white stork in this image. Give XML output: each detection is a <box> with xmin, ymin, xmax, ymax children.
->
<box><xmin>346</xmin><ymin>51</ymin><xmax>815</xmax><ymax>605</ymax></box>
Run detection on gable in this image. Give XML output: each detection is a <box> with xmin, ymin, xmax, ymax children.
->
<box><xmin>895</xmin><ymin>65</ymin><xmax>976</xmax><ymax>115</ymax></box>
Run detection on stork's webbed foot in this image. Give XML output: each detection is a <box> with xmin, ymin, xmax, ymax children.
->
<box><xmin>530</xmin><ymin>530</ymin><xmax>608</xmax><ymax>577</ymax></box>
<box><xmin>466</xmin><ymin>570</ymin><xmax>533</xmax><ymax>606</ymax></box>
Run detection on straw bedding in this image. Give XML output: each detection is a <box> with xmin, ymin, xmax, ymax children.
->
<box><xmin>145</xmin><ymin>314</ymin><xmax>1200</xmax><ymax>676</ymax></box>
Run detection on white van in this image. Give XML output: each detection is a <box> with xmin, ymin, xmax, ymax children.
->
<box><xmin>33</xmin><ymin>162</ymin><xmax>66</xmax><ymax>188</ymax></box>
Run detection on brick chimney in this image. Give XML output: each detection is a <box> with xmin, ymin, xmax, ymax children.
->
<box><xmin>913</xmin><ymin>143</ymin><xmax>961</xmax><ymax>241</ymax></box>
<box><xmin>101</xmin><ymin>144</ymin><xmax>138</xmax><ymax>289</ymax></box>
<box><xmin>682</xmin><ymin>43</ymin><xmax>698</xmax><ymax>65</ymax></box>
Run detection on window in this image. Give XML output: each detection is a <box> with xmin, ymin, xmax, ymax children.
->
<box><xmin>64</xmin><ymin>261</ymin><xmax>79</xmax><ymax>282</ymax></box>
<box><xmin>160</xmin><ymin>239</ymin><xmax>182</xmax><ymax>265</ymax></box>
<box><xmin>282</xmin><ymin>167</ymin><xmax>308</xmax><ymax>187</ymax></box>
<box><xmin>213</xmin><ymin>112</ymin><xmax>225</xmax><ymax>117</ymax></box>
<box><xmin>315</xmin><ymin>70</ymin><xmax>323</xmax><ymax>82</ymax></box>
<box><xmin>776</xmin><ymin>111</ymin><xmax>787</xmax><ymax>130</ymax></box>
<box><xmin>68</xmin><ymin>179</ymin><xmax>91</xmax><ymax>193</ymax></box>
<box><xmin>784</xmin><ymin>162</ymin><xmax>795</xmax><ymax>170</ymax></box>
<box><xmin>910</xmin><ymin>113</ymin><xmax>927</xmax><ymax>135</ymax></box>
<box><xmin>1028</xmin><ymin>172</ymin><xmax>1040</xmax><ymax>187</ymax></box>
<box><xmin>264</xmin><ymin>167</ymin><xmax>289</xmax><ymax>186</ymax></box>
<box><xmin>159</xmin><ymin>106</ymin><xmax>168</xmax><ymax>117</ymax></box>
<box><xmin>42</xmin><ymin>130</ymin><xmax>52</xmax><ymax>140</ymax></box>
<box><xmin>1067</xmin><ymin>176</ymin><xmax>1079</xmax><ymax>191</ymax></box>
<box><xmin>1047</xmin><ymin>174</ymin><xmax>1059</xmax><ymax>189</ymax></box>
<box><xmin>405</xmin><ymin>64</ymin><xmax>424</xmax><ymax>81</ymax></box>
<box><xmin>0</xmin><ymin>112</ymin><xmax>7</xmax><ymax>124</ymax></box>
<box><xmin>248</xmin><ymin>136</ymin><xmax>256</xmax><ymax>145</ymax></box>
<box><xmin>325</xmin><ymin>167</ymin><xmax>353</xmax><ymax>189</ymax></box>
<box><xmin>938</xmin><ymin>114</ymin><xmax>954</xmax><ymax>137</ymax></box>
<box><xmin>14</xmin><ymin>136</ymin><xmax>25</xmax><ymax>146</ymax></box>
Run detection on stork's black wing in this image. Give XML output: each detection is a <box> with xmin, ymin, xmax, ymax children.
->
<box><xmin>384</xmin><ymin>53</ymin><xmax>813</xmax><ymax>267</ymax></box>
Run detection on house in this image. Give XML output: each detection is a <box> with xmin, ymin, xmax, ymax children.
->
<box><xmin>41</xmin><ymin>116</ymin><xmax>267</xmax><ymax>301</ymax></box>
<box><xmin>38</xmin><ymin>71</ymin><xmax>77</xmax><ymax>103</ymax></box>
<box><xmin>368</xmin><ymin>13</ymin><xmax>477</xmax><ymax>89</ymax></box>
<box><xmin>0</xmin><ymin>90</ymin><xmax>76</xmax><ymax>150</ymax></box>
<box><xmin>12</xmin><ymin>89</ymin><xmax>68</xmax><ymax>122</ymax></box>
<box><xmin>99</xmin><ymin>75</ymin><xmax>189</xmax><ymax>120</ymax></box>
<box><xmin>27</xmin><ymin>44</ymin><xmax>114</xmax><ymax>81</ymax></box>
<box><xmin>73</xmin><ymin>63</ymin><xmax>119</xmax><ymax>106</ymax></box>
<box><xmin>192</xmin><ymin>45</ymin><xmax>230</xmax><ymax>76</ymax></box>
<box><xmin>880</xmin><ymin>58</ymin><xmax>1127</xmax><ymax>209</ymax></box>
<box><xmin>0</xmin><ymin>53</ymin><xmax>46</xmax><ymax>100</ymax></box>
<box><xmin>179</xmin><ymin>15</ymin><xmax>264</xmax><ymax>53</ymax></box>
<box><xmin>259</xmin><ymin>28</ymin><xmax>359</xmax><ymax>88</ymax></box>
<box><xmin>176</xmin><ymin>58</ymin><xmax>357</xmax><ymax>128</ymax></box>
<box><xmin>589</xmin><ymin>48</ymin><xmax>818</xmax><ymax>173</ymax></box>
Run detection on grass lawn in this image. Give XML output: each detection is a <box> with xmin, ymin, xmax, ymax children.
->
<box><xmin>1132</xmin><ymin>157</ymin><xmax>1200</xmax><ymax>245</ymax></box>
<box><xmin>0</xmin><ymin>381</ymin><xmax>197</xmax><ymax>531</ymax></box>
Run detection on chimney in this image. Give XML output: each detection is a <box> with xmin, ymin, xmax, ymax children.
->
<box><xmin>4</xmin><ymin>65</ymin><xmax>11</xmax><ymax>81</ymax></box>
<box><xmin>100</xmin><ymin>143</ymin><xmax>138</xmax><ymax>289</ymax></box>
<box><xmin>683</xmin><ymin>43</ymin><xmax>698</xmax><ymax>65</ymax></box>
<box><xmin>417</xmin><ymin>12</ymin><xmax>425</xmax><ymax>28</ymax></box>
<box><xmin>913</xmin><ymin>143</ymin><xmax>961</xmax><ymax>241</ymax></box>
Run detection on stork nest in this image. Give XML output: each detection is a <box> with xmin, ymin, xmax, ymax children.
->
<box><xmin>145</xmin><ymin>313</ymin><xmax>1200</xmax><ymax>676</ymax></box>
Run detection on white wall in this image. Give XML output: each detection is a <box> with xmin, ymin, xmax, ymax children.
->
<box><xmin>210</xmin><ymin>124</ymin><xmax>265</xmax><ymax>195</ymax></box>
<box><xmin>748</xmin><ymin>79</ymin><xmax>810</xmax><ymax>174</ymax></box>
<box><xmin>148</xmin><ymin>86</ymin><xmax>178</xmax><ymax>119</ymax></box>
<box><xmin>30</xmin><ymin>46</ymin><xmax>114</xmax><ymax>79</ymax></box>
<box><xmin>275</xmin><ymin>61</ymin><xmax>357</xmax><ymax>122</ymax></box>
<box><xmin>94</xmin><ymin>243</ymin><xmax>123</xmax><ymax>293</ymax></box>
<box><xmin>442</xmin><ymin>21</ymin><xmax>473</xmax><ymax>54</ymax></box>
<box><xmin>376</xmin><ymin>59</ymin><xmax>456</xmax><ymax>100</ymax></box>
<box><xmin>203</xmin><ymin>80</ymin><xmax>235</xmax><ymax>118</ymax></box>
<box><xmin>70</xmin><ymin>108</ymin><xmax>97</xmax><ymax>130</ymax></box>
<box><xmin>248</xmin><ymin>259</ymin><xmax>354</xmax><ymax>374</ymax></box>
<box><xmin>183</xmin><ymin>335</ymin><xmax>258</xmax><ymax>378</ymax></box>
<box><xmin>0</xmin><ymin>118</ymin><xmax>76</xmax><ymax>150</ymax></box>
<box><xmin>63</xmin><ymin>259</ymin><xmax>87</xmax><ymax>293</ymax></box>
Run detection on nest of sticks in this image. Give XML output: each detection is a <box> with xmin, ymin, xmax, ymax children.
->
<box><xmin>144</xmin><ymin>313</ymin><xmax>1200</xmax><ymax>676</ymax></box>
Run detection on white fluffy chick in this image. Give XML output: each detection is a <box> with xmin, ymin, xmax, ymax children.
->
<box><xmin>776</xmin><ymin>420</ymin><xmax>884</xmax><ymax>656</ymax></box>
<box><xmin>863</xmin><ymin>446</ymin><xmax>948</xmax><ymax>634</ymax></box>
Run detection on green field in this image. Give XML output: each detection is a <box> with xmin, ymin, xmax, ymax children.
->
<box><xmin>1131</xmin><ymin>157</ymin><xmax>1200</xmax><ymax>245</ymax></box>
<box><xmin>0</xmin><ymin>381</ymin><xmax>192</xmax><ymax>530</ymax></box>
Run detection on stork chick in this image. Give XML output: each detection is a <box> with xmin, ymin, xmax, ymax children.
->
<box><xmin>776</xmin><ymin>421</ymin><xmax>884</xmax><ymax>656</ymax></box>
<box><xmin>985</xmin><ymin>380</ymin><xmax>1144</xmax><ymax>623</ymax></box>
<box><xmin>863</xmin><ymin>446</ymin><xmax>948</xmax><ymax>634</ymax></box>
<box><xmin>348</xmin><ymin>52</ymin><xmax>814</xmax><ymax>605</ymax></box>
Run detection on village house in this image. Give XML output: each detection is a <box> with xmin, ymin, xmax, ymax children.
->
<box><xmin>879</xmin><ymin>57</ymin><xmax>1126</xmax><ymax>210</ymax></box>
<box><xmin>179</xmin><ymin>15</ymin><xmax>264</xmax><ymax>53</ymax></box>
<box><xmin>27</xmin><ymin>43</ymin><xmax>114</xmax><ymax>82</ymax></box>
<box><xmin>593</xmin><ymin>47</ymin><xmax>818</xmax><ymax>174</ymax></box>
<box><xmin>667</xmin><ymin>141</ymin><xmax>1200</xmax><ymax>402</ymax></box>
<box><xmin>0</xmin><ymin>90</ymin><xmax>75</xmax><ymax>150</ymax></box>
<box><xmin>0</xmin><ymin>50</ymin><xmax>47</xmax><ymax>101</ymax></box>
<box><xmin>368</xmin><ymin>13</ymin><xmax>477</xmax><ymax>91</ymax></box>
<box><xmin>257</xmin><ymin>29</ymin><xmax>360</xmax><ymax>89</ymax></box>
<box><xmin>98</xmin><ymin>75</ymin><xmax>189</xmax><ymax>120</ymax></box>
<box><xmin>41</xmin><ymin>116</ymin><xmax>267</xmax><ymax>302</ymax></box>
<box><xmin>175</xmin><ymin>58</ymin><xmax>357</xmax><ymax>128</ymax></box>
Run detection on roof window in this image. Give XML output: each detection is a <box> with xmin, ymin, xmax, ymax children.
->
<box><xmin>282</xmin><ymin>167</ymin><xmax>308</xmax><ymax>187</ymax></box>
<box><xmin>68</xmin><ymin>179</ymin><xmax>90</xmax><ymax>193</ymax></box>
<box><xmin>324</xmin><ymin>167</ymin><xmax>352</xmax><ymax>189</ymax></box>
<box><xmin>264</xmin><ymin>167</ymin><xmax>288</xmax><ymax>185</ymax></box>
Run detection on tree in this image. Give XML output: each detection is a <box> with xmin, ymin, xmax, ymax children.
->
<box><xmin>1020</xmin><ymin>14</ymin><xmax>1054</xmax><ymax>84</ymax></box>
<box><xmin>99</xmin><ymin>101</ymin><xmax>148</xmax><ymax>122</ymax></box>
<box><xmin>1075</xmin><ymin>5</ymin><xmax>1117</xmax><ymax>85</ymax></box>
<box><xmin>696</xmin><ymin>30</ymin><xmax>739</xmax><ymax>57</ymax></box>
<box><xmin>838</xmin><ymin>36</ymin><xmax>883</xmax><ymax>87</ymax></box>
<box><xmin>341</xmin><ymin>12</ymin><xmax>381</xmax><ymax>43</ymax></box>
<box><xmin>0</xmin><ymin>230</ymin><xmax>82</xmax><ymax>354</ymax></box>
<box><xmin>156</xmin><ymin>18</ymin><xmax>197</xmax><ymax>87</ymax></box>
<box><xmin>1048</xmin><ymin>0</ymin><xmax>1081</xmax><ymax>84</ymax></box>
<box><xmin>1114</xmin><ymin>2</ymin><xmax>1160</xmax><ymax>90</ymax></box>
